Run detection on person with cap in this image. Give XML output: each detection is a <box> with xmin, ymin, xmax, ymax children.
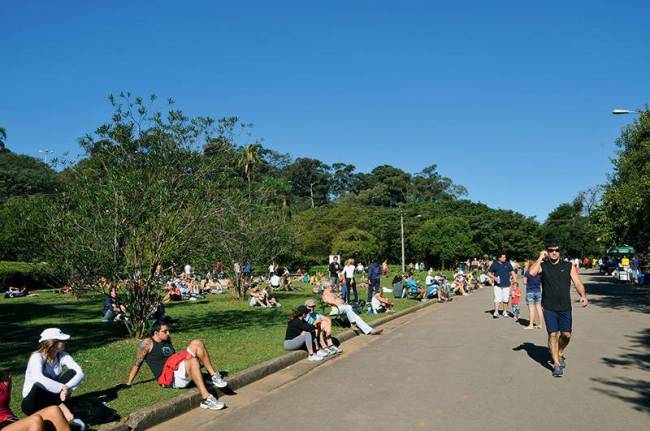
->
<box><xmin>322</xmin><ymin>283</ymin><xmax>383</xmax><ymax>335</ymax></box>
<box><xmin>528</xmin><ymin>242</ymin><xmax>588</xmax><ymax>378</ymax></box>
<box><xmin>126</xmin><ymin>321</ymin><xmax>227</xmax><ymax>410</ymax></box>
<box><xmin>304</xmin><ymin>299</ymin><xmax>341</xmax><ymax>356</ymax></box>
<box><xmin>284</xmin><ymin>305</ymin><xmax>324</xmax><ymax>361</ymax></box>
<box><xmin>21</xmin><ymin>328</ymin><xmax>86</xmax><ymax>430</ymax></box>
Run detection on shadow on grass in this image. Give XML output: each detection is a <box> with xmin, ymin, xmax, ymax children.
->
<box><xmin>512</xmin><ymin>342</ymin><xmax>552</xmax><ymax>371</ymax></box>
<box><xmin>584</xmin><ymin>276</ymin><xmax>650</xmax><ymax>314</ymax></box>
<box><xmin>0</xmin><ymin>299</ymin><xmax>128</xmax><ymax>372</ymax></box>
<box><xmin>592</xmin><ymin>328</ymin><xmax>650</xmax><ymax>413</ymax></box>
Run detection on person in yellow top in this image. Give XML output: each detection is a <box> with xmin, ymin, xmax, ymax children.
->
<box><xmin>621</xmin><ymin>256</ymin><xmax>630</xmax><ymax>267</ymax></box>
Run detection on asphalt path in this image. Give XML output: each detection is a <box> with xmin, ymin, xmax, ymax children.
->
<box><xmin>151</xmin><ymin>271</ymin><xmax>650</xmax><ymax>430</ymax></box>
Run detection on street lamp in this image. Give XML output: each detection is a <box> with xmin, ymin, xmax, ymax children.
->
<box><xmin>400</xmin><ymin>211</ymin><xmax>422</xmax><ymax>273</ymax></box>
<box><xmin>612</xmin><ymin>109</ymin><xmax>642</xmax><ymax>115</ymax></box>
<box><xmin>38</xmin><ymin>148</ymin><xmax>52</xmax><ymax>164</ymax></box>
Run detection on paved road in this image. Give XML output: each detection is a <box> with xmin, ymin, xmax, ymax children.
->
<box><xmin>152</xmin><ymin>272</ymin><xmax>650</xmax><ymax>430</ymax></box>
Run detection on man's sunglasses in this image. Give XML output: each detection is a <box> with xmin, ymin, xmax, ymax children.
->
<box><xmin>547</xmin><ymin>248</ymin><xmax>560</xmax><ymax>252</ymax></box>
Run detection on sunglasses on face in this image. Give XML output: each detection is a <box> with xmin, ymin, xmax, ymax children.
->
<box><xmin>547</xmin><ymin>248</ymin><xmax>560</xmax><ymax>252</ymax></box>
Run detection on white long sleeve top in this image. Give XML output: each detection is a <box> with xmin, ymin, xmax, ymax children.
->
<box><xmin>22</xmin><ymin>351</ymin><xmax>85</xmax><ymax>397</ymax></box>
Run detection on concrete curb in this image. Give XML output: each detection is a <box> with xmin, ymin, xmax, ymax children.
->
<box><xmin>98</xmin><ymin>299</ymin><xmax>435</xmax><ymax>431</ymax></box>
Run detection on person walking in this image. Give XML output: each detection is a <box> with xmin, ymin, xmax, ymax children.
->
<box><xmin>328</xmin><ymin>256</ymin><xmax>341</xmax><ymax>289</ymax></box>
<box><xmin>342</xmin><ymin>259</ymin><xmax>357</xmax><ymax>303</ymax></box>
<box><xmin>528</xmin><ymin>243</ymin><xmax>588</xmax><ymax>377</ymax></box>
<box><xmin>488</xmin><ymin>253</ymin><xmax>517</xmax><ymax>318</ymax></box>
<box><xmin>523</xmin><ymin>260</ymin><xmax>544</xmax><ymax>329</ymax></box>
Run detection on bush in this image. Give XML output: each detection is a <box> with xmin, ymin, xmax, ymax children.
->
<box><xmin>0</xmin><ymin>261</ymin><xmax>59</xmax><ymax>290</ymax></box>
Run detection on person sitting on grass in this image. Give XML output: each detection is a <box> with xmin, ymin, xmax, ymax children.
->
<box><xmin>269</xmin><ymin>272</ymin><xmax>282</xmax><ymax>290</ymax></box>
<box><xmin>102</xmin><ymin>285</ymin><xmax>127</xmax><ymax>322</ymax></box>
<box><xmin>371</xmin><ymin>289</ymin><xmax>394</xmax><ymax>313</ymax></box>
<box><xmin>452</xmin><ymin>271</ymin><xmax>469</xmax><ymax>296</ymax></box>
<box><xmin>284</xmin><ymin>306</ymin><xmax>325</xmax><ymax>362</ymax></box>
<box><xmin>405</xmin><ymin>275</ymin><xmax>426</xmax><ymax>300</ymax></box>
<box><xmin>321</xmin><ymin>283</ymin><xmax>383</xmax><ymax>335</ymax></box>
<box><xmin>21</xmin><ymin>329</ymin><xmax>85</xmax><ymax>430</ymax></box>
<box><xmin>304</xmin><ymin>299</ymin><xmax>340</xmax><ymax>355</ymax></box>
<box><xmin>126</xmin><ymin>321</ymin><xmax>227</xmax><ymax>411</ymax></box>
<box><xmin>425</xmin><ymin>269</ymin><xmax>448</xmax><ymax>302</ymax></box>
<box><xmin>2</xmin><ymin>372</ymin><xmax>72</xmax><ymax>431</ymax></box>
<box><xmin>249</xmin><ymin>286</ymin><xmax>281</xmax><ymax>308</ymax></box>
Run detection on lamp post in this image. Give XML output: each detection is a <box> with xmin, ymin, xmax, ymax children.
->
<box><xmin>612</xmin><ymin>109</ymin><xmax>641</xmax><ymax>115</ymax></box>
<box><xmin>38</xmin><ymin>148</ymin><xmax>52</xmax><ymax>164</ymax></box>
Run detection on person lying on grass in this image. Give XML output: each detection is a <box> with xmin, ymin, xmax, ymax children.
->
<box><xmin>126</xmin><ymin>321</ymin><xmax>227</xmax><ymax>411</ymax></box>
<box><xmin>1</xmin><ymin>372</ymin><xmax>71</xmax><ymax>431</ymax></box>
<box><xmin>304</xmin><ymin>299</ymin><xmax>340</xmax><ymax>355</ymax></box>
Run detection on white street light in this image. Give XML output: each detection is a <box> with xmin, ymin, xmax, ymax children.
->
<box><xmin>38</xmin><ymin>148</ymin><xmax>52</xmax><ymax>164</ymax></box>
<box><xmin>612</xmin><ymin>109</ymin><xmax>641</xmax><ymax>115</ymax></box>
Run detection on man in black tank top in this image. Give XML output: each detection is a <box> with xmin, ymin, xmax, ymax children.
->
<box><xmin>125</xmin><ymin>321</ymin><xmax>228</xmax><ymax>410</ymax></box>
<box><xmin>528</xmin><ymin>243</ymin><xmax>588</xmax><ymax>378</ymax></box>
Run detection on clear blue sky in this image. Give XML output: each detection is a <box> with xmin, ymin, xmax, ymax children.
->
<box><xmin>2</xmin><ymin>0</ymin><xmax>648</xmax><ymax>221</ymax></box>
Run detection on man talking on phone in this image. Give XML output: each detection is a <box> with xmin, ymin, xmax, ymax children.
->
<box><xmin>528</xmin><ymin>242</ymin><xmax>588</xmax><ymax>377</ymax></box>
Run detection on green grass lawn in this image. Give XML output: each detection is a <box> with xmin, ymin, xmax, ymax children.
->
<box><xmin>0</xmin><ymin>272</ymin><xmax>439</xmax><ymax>422</ymax></box>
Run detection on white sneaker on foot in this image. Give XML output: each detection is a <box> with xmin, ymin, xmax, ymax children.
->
<box><xmin>211</xmin><ymin>373</ymin><xmax>228</xmax><ymax>388</ymax></box>
<box><xmin>308</xmin><ymin>353</ymin><xmax>323</xmax><ymax>361</ymax></box>
<box><xmin>200</xmin><ymin>394</ymin><xmax>225</xmax><ymax>410</ymax></box>
<box><xmin>316</xmin><ymin>349</ymin><xmax>329</xmax><ymax>358</ymax></box>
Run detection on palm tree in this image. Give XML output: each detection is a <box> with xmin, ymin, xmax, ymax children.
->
<box><xmin>239</xmin><ymin>143</ymin><xmax>262</xmax><ymax>194</ymax></box>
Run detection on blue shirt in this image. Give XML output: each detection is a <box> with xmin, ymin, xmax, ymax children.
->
<box><xmin>406</xmin><ymin>279</ymin><xmax>418</xmax><ymax>292</ymax></box>
<box><xmin>524</xmin><ymin>270</ymin><xmax>542</xmax><ymax>293</ymax></box>
<box><xmin>489</xmin><ymin>261</ymin><xmax>514</xmax><ymax>287</ymax></box>
<box><xmin>305</xmin><ymin>312</ymin><xmax>324</xmax><ymax>325</ymax></box>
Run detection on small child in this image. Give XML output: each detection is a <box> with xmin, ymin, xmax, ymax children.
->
<box><xmin>511</xmin><ymin>282</ymin><xmax>522</xmax><ymax>321</ymax></box>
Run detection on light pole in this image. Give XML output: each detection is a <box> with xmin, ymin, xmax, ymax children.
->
<box><xmin>612</xmin><ymin>109</ymin><xmax>642</xmax><ymax>115</ymax></box>
<box><xmin>38</xmin><ymin>148</ymin><xmax>52</xmax><ymax>164</ymax></box>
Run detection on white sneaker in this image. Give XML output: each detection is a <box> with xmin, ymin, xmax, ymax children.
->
<box><xmin>502</xmin><ymin>312</ymin><xmax>509</xmax><ymax>318</ymax></box>
<box><xmin>200</xmin><ymin>394</ymin><xmax>225</xmax><ymax>410</ymax></box>
<box><xmin>211</xmin><ymin>373</ymin><xmax>228</xmax><ymax>388</ymax></box>
<box><xmin>328</xmin><ymin>345</ymin><xmax>341</xmax><ymax>355</ymax></box>
<box><xmin>69</xmin><ymin>418</ymin><xmax>86</xmax><ymax>431</ymax></box>
<box><xmin>308</xmin><ymin>353</ymin><xmax>323</xmax><ymax>362</ymax></box>
<box><xmin>316</xmin><ymin>349</ymin><xmax>329</xmax><ymax>358</ymax></box>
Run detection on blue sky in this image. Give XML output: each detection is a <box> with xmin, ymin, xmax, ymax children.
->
<box><xmin>2</xmin><ymin>0</ymin><xmax>648</xmax><ymax>221</ymax></box>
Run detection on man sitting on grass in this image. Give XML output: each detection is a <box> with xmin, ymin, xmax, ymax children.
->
<box><xmin>126</xmin><ymin>321</ymin><xmax>227</xmax><ymax>410</ymax></box>
<box><xmin>321</xmin><ymin>283</ymin><xmax>383</xmax><ymax>335</ymax></box>
<box><xmin>405</xmin><ymin>275</ymin><xmax>426</xmax><ymax>300</ymax></box>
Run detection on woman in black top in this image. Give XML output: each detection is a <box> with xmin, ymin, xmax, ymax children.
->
<box><xmin>284</xmin><ymin>306</ymin><xmax>323</xmax><ymax>362</ymax></box>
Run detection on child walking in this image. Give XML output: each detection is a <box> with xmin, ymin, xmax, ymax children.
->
<box><xmin>511</xmin><ymin>282</ymin><xmax>522</xmax><ymax>321</ymax></box>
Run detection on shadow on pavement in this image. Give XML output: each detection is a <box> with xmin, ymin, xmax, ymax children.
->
<box><xmin>584</xmin><ymin>276</ymin><xmax>650</xmax><ymax>314</ymax></box>
<box><xmin>512</xmin><ymin>342</ymin><xmax>552</xmax><ymax>370</ymax></box>
<box><xmin>592</xmin><ymin>328</ymin><xmax>650</xmax><ymax>413</ymax></box>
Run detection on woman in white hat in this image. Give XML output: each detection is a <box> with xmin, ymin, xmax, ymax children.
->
<box><xmin>21</xmin><ymin>328</ymin><xmax>85</xmax><ymax>429</ymax></box>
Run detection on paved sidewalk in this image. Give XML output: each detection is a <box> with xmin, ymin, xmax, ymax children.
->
<box><xmin>151</xmin><ymin>272</ymin><xmax>649</xmax><ymax>430</ymax></box>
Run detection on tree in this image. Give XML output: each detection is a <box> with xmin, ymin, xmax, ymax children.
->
<box><xmin>46</xmin><ymin>93</ymin><xmax>291</xmax><ymax>337</ymax></box>
<box><xmin>330</xmin><ymin>163</ymin><xmax>360</xmax><ymax>200</ymax></box>
<box><xmin>239</xmin><ymin>143</ymin><xmax>262</xmax><ymax>194</ymax></box>
<box><xmin>0</xmin><ymin>195</ymin><xmax>51</xmax><ymax>261</ymax></box>
<box><xmin>595</xmin><ymin>109</ymin><xmax>650</xmax><ymax>255</ymax></box>
<box><xmin>330</xmin><ymin>227</ymin><xmax>380</xmax><ymax>264</ymax></box>
<box><xmin>283</xmin><ymin>158</ymin><xmax>331</xmax><ymax>208</ymax></box>
<box><xmin>0</xmin><ymin>151</ymin><xmax>59</xmax><ymax>204</ymax></box>
<box><xmin>411</xmin><ymin>217</ymin><xmax>477</xmax><ymax>269</ymax></box>
<box><xmin>541</xmin><ymin>201</ymin><xmax>599</xmax><ymax>258</ymax></box>
<box><xmin>408</xmin><ymin>164</ymin><xmax>467</xmax><ymax>203</ymax></box>
<box><xmin>0</xmin><ymin>127</ymin><xmax>6</xmax><ymax>152</ymax></box>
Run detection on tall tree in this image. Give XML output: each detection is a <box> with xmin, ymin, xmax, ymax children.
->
<box><xmin>283</xmin><ymin>158</ymin><xmax>331</xmax><ymax>208</ymax></box>
<box><xmin>0</xmin><ymin>127</ymin><xmax>7</xmax><ymax>152</ymax></box>
<box><xmin>0</xmin><ymin>151</ymin><xmax>59</xmax><ymax>204</ymax></box>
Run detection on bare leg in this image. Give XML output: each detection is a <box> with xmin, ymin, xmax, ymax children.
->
<box><xmin>548</xmin><ymin>332</ymin><xmax>560</xmax><ymax>366</ymax></box>
<box><xmin>36</xmin><ymin>405</ymin><xmax>71</xmax><ymax>431</ymax></box>
<box><xmin>187</xmin><ymin>339</ymin><xmax>216</xmax><ymax>376</ymax></box>
<box><xmin>536</xmin><ymin>304</ymin><xmax>545</xmax><ymax>328</ymax></box>
<box><xmin>558</xmin><ymin>331</ymin><xmax>571</xmax><ymax>357</ymax></box>
<box><xmin>320</xmin><ymin>319</ymin><xmax>333</xmax><ymax>347</ymax></box>
<box><xmin>4</xmin><ymin>414</ymin><xmax>44</xmax><ymax>431</ymax></box>
<box><xmin>526</xmin><ymin>304</ymin><xmax>535</xmax><ymax>328</ymax></box>
<box><xmin>58</xmin><ymin>403</ymin><xmax>74</xmax><ymax>422</ymax></box>
<box><xmin>494</xmin><ymin>301</ymin><xmax>501</xmax><ymax>313</ymax></box>
<box><xmin>185</xmin><ymin>357</ymin><xmax>210</xmax><ymax>399</ymax></box>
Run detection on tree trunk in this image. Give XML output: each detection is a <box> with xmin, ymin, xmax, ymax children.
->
<box><xmin>309</xmin><ymin>183</ymin><xmax>315</xmax><ymax>208</ymax></box>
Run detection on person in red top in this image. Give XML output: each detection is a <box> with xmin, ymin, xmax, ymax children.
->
<box><xmin>510</xmin><ymin>282</ymin><xmax>522</xmax><ymax>322</ymax></box>
<box><xmin>0</xmin><ymin>373</ymin><xmax>70</xmax><ymax>431</ymax></box>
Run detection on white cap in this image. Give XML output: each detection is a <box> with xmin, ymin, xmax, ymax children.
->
<box><xmin>39</xmin><ymin>328</ymin><xmax>71</xmax><ymax>343</ymax></box>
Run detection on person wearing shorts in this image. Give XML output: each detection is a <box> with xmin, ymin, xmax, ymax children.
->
<box><xmin>528</xmin><ymin>243</ymin><xmax>588</xmax><ymax>377</ymax></box>
<box><xmin>489</xmin><ymin>253</ymin><xmax>516</xmax><ymax>318</ymax></box>
<box><xmin>523</xmin><ymin>261</ymin><xmax>544</xmax><ymax>329</ymax></box>
<box><xmin>126</xmin><ymin>321</ymin><xmax>228</xmax><ymax>410</ymax></box>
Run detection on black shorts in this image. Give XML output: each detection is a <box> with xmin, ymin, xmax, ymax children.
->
<box><xmin>543</xmin><ymin>308</ymin><xmax>572</xmax><ymax>333</ymax></box>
